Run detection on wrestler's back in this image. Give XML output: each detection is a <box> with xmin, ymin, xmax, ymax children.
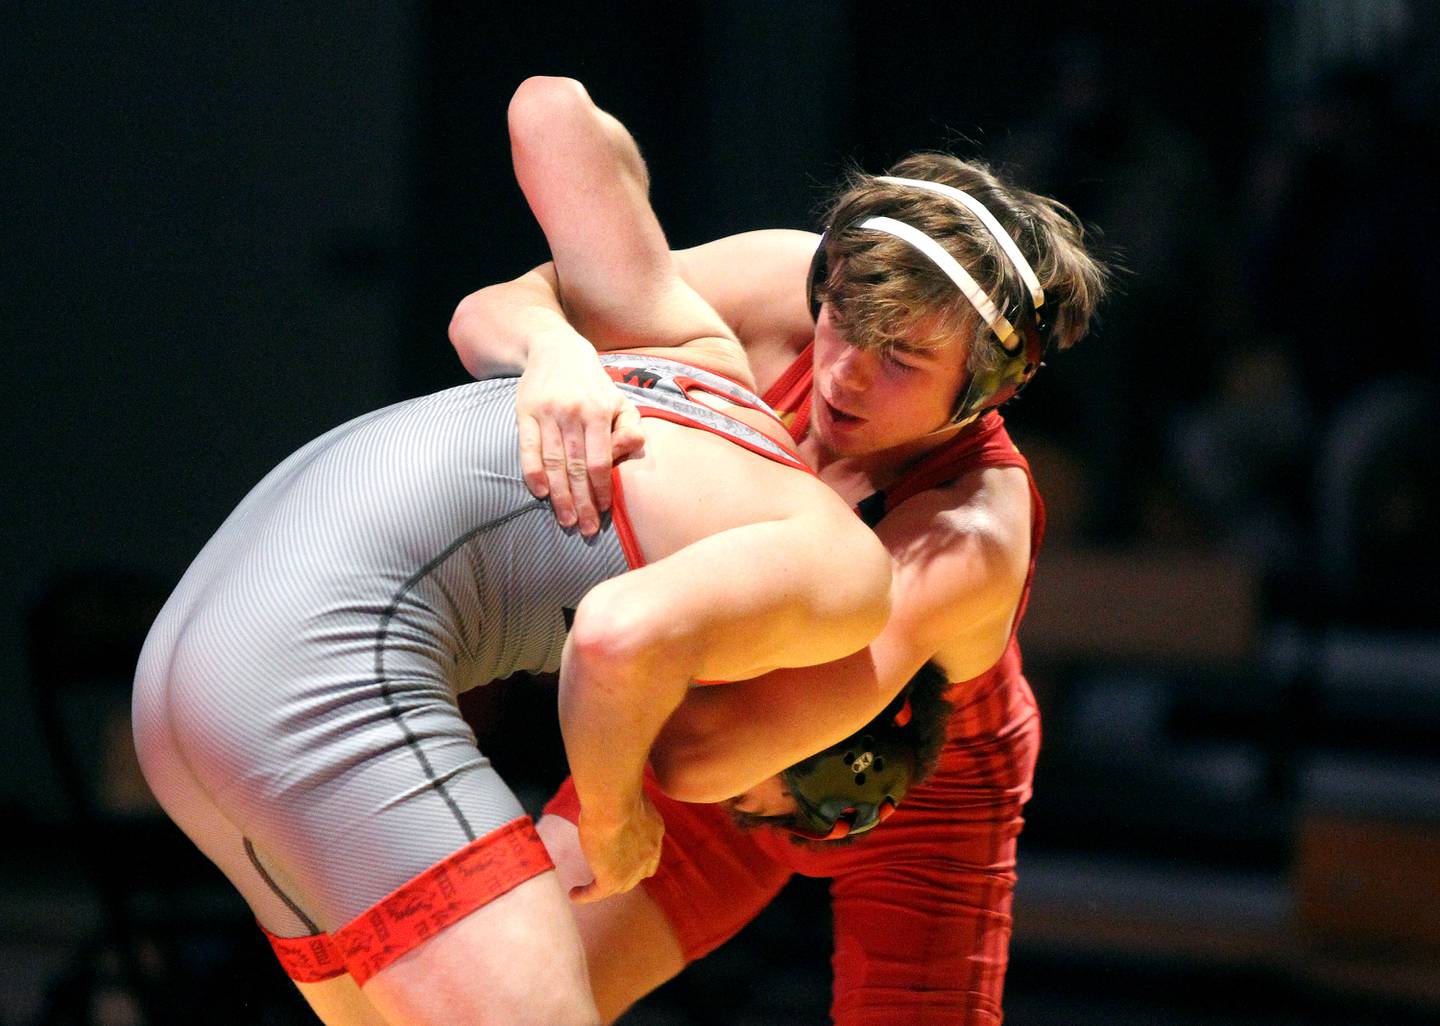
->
<box><xmin>139</xmin><ymin>360</ymin><xmax>837</xmax><ymax>710</ymax></box>
<box><xmin>141</xmin><ymin>378</ymin><xmax>623</xmax><ymax>701</ymax></box>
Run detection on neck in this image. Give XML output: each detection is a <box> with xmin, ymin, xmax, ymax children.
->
<box><xmin>800</xmin><ymin>419</ymin><xmax>966</xmax><ymax>497</ymax></box>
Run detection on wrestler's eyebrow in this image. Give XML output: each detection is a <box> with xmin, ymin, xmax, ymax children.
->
<box><xmin>889</xmin><ymin>341</ymin><xmax>939</xmax><ymax>360</ymax></box>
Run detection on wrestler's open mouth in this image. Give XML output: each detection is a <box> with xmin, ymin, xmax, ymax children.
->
<box><xmin>822</xmin><ymin>395</ymin><xmax>863</xmax><ymax>424</ymax></box>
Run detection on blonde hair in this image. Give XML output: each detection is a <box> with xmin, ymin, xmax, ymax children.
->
<box><xmin>814</xmin><ymin>154</ymin><xmax>1110</xmax><ymax>386</ymax></box>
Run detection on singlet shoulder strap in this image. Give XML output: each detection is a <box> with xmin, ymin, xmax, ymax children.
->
<box><xmin>760</xmin><ymin>343</ymin><xmax>816</xmax><ymax>445</ymax></box>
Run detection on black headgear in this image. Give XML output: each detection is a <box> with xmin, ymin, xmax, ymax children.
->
<box><xmin>806</xmin><ymin>175</ymin><xmax>1052</xmax><ymax>427</ymax></box>
<box><xmin>780</xmin><ymin>688</ymin><xmax>917</xmax><ymax>841</ymax></box>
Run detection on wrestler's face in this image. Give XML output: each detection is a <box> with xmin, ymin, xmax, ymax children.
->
<box><xmin>724</xmin><ymin>775</ymin><xmax>799</xmax><ymax>826</ymax></box>
<box><xmin>810</xmin><ymin>304</ymin><xmax>971</xmax><ymax>458</ymax></box>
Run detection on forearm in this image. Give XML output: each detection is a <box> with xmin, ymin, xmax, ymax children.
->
<box><xmin>558</xmin><ymin>578</ymin><xmax>695</xmax><ymax>826</ymax></box>
<box><xmin>650</xmin><ymin>645</ymin><xmax>915</xmax><ymax>803</ymax></box>
<box><xmin>448</xmin><ymin>265</ymin><xmax>595</xmax><ymax>380</ymax></box>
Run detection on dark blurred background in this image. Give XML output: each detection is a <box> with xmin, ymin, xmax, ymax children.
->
<box><xmin>6</xmin><ymin>1</ymin><xmax>1439</xmax><ymax>1023</ymax></box>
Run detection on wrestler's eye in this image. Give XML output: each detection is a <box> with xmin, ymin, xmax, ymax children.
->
<box><xmin>881</xmin><ymin>346</ymin><xmax>920</xmax><ymax>373</ymax></box>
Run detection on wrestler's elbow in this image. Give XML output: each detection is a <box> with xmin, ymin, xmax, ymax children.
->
<box><xmin>569</xmin><ymin>582</ymin><xmax>693</xmax><ymax>687</ymax></box>
<box><xmin>508</xmin><ymin>76</ymin><xmax>593</xmax><ymax>151</ymax></box>
<box><xmin>447</xmin><ymin>287</ymin><xmax>493</xmax><ymax>378</ymax></box>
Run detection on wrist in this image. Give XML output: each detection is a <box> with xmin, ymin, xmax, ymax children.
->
<box><xmin>528</xmin><ymin>325</ymin><xmax>597</xmax><ymax>362</ymax></box>
<box><xmin>576</xmin><ymin>788</ymin><xmax>645</xmax><ymax>832</ymax></box>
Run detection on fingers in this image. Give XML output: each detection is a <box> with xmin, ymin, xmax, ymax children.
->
<box><xmin>532</xmin><ymin>412</ymin><xmax>610</xmax><ymax>536</ymax></box>
<box><xmin>513</xmin><ymin>352</ymin><xmax>635</xmax><ymax>536</ymax></box>
<box><xmin>565</xmin><ymin>418</ymin><xmax>602</xmax><ymax>536</ymax></box>
<box><xmin>584</xmin><ymin>417</ymin><xmax>614</xmax><ymax>523</ymax></box>
<box><xmin>568</xmin><ymin>855</ymin><xmax>660</xmax><ymax>905</ymax></box>
<box><xmin>518</xmin><ymin>413</ymin><xmax>548</xmax><ymax>499</ymax></box>
<box><xmin>538</xmin><ymin>398</ymin><xmax>634</xmax><ymax>536</ymax></box>
<box><xmin>540</xmin><ymin>419</ymin><xmax>577</xmax><ymax>529</ymax></box>
<box><xmin>611</xmin><ymin>402</ymin><xmax>646</xmax><ymax>462</ymax></box>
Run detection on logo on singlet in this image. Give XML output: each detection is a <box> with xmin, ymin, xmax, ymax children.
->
<box><xmin>617</xmin><ymin>367</ymin><xmax>661</xmax><ymax>389</ymax></box>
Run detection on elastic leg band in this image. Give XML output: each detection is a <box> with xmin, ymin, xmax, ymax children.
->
<box><xmin>261</xmin><ymin>923</ymin><xmax>346</xmax><ymax>983</ymax></box>
<box><xmin>335</xmin><ymin>816</ymin><xmax>554</xmax><ymax>986</ymax></box>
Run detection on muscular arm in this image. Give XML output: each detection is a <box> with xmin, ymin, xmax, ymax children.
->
<box><xmin>649</xmin><ymin>465</ymin><xmax>1033</xmax><ymax>803</ymax></box>
<box><xmin>453</xmin><ymin>76</ymin><xmax>779</xmax><ymax>532</ymax></box>
<box><xmin>452</xmin><ymin>77</ymin><xmax>748</xmax><ymax>374</ymax></box>
<box><xmin>560</xmin><ymin>505</ymin><xmax>891</xmax><ymax>897</ymax></box>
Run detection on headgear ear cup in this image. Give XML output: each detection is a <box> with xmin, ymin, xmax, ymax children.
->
<box><xmin>780</xmin><ymin>686</ymin><xmax>919</xmax><ymax>840</ymax></box>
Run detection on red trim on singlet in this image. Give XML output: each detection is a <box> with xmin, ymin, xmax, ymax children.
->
<box><xmin>670</xmin><ymin>374</ymin><xmax>780</xmax><ymax>421</ymax></box>
<box><xmin>760</xmin><ymin>341</ymin><xmax>818</xmax><ymax>445</ymax></box>
<box><xmin>628</xmin><ymin>405</ymin><xmax>812</xmax><ymax>474</ymax></box>
<box><xmin>608</xmin><ymin>466</ymin><xmax>646</xmax><ymax>570</ymax></box>
<box><xmin>326</xmin><ymin>816</ymin><xmax>552</xmax><ymax>986</ymax></box>
<box><xmin>602</xmin><ymin>361</ymin><xmax>810</xmax><ymax>472</ymax></box>
<box><xmin>262</xmin><ymin>923</ymin><xmax>346</xmax><ymax>983</ymax></box>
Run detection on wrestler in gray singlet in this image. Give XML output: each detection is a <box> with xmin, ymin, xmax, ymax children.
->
<box><xmin>132</xmin><ymin>354</ymin><xmax>798</xmax><ymax>939</ymax></box>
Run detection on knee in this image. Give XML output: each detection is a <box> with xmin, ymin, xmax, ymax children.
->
<box><xmin>508</xmin><ymin>75</ymin><xmax>593</xmax><ymax>145</ymax></box>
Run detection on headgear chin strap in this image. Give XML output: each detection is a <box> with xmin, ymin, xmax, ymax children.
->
<box><xmin>806</xmin><ymin>175</ymin><xmax>1053</xmax><ymax>427</ymax></box>
<box><xmin>780</xmin><ymin>689</ymin><xmax>917</xmax><ymax>841</ymax></box>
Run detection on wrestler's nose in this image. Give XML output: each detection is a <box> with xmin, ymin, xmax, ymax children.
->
<box><xmin>830</xmin><ymin>345</ymin><xmax>875</xmax><ymax>392</ymax></box>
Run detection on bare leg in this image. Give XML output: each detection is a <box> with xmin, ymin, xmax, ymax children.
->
<box><xmin>294</xmin><ymin>975</ymin><xmax>394</xmax><ymax>1026</ymax></box>
<box><xmin>537</xmin><ymin>814</ymin><xmax>687</xmax><ymax>1024</ymax></box>
<box><xmin>359</xmin><ymin>869</ymin><xmax>599</xmax><ymax>1026</ymax></box>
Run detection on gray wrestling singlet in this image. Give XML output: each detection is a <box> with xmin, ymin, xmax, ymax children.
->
<box><xmin>131</xmin><ymin>355</ymin><xmax>798</xmax><ymax>938</ymax></box>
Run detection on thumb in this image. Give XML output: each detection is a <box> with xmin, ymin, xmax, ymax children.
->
<box><xmin>611</xmin><ymin>402</ymin><xmax>646</xmax><ymax>460</ymax></box>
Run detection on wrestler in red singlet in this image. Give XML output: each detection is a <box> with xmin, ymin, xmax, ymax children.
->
<box><xmin>548</xmin><ymin>342</ymin><xmax>1045</xmax><ymax>1026</ymax></box>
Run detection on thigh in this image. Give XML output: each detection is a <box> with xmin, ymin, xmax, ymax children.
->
<box><xmin>828</xmin><ymin>848</ymin><xmax>1017</xmax><ymax>1026</ymax></box>
<box><xmin>293</xmin><ymin>975</ymin><xmax>392</xmax><ymax>1026</ymax></box>
<box><xmin>543</xmin><ymin>774</ymin><xmax>792</xmax><ymax>1014</ymax></box>
<box><xmin>361</xmin><ymin>869</ymin><xmax>598</xmax><ymax>1026</ymax></box>
<box><xmin>538</xmin><ymin>814</ymin><xmax>686</xmax><ymax>1024</ymax></box>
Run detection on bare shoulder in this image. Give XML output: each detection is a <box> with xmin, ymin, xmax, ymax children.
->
<box><xmin>672</xmin><ymin>230</ymin><xmax>820</xmax><ymax>384</ymax></box>
<box><xmin>881</xmin><ymin>465</ymin><xmax>1032</xmax><ymax>562</ymax></box>
<box><xmin>874</xmin><ymin>465</ymin><xmax>1033</xmax><ymax>678</ymax></box>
